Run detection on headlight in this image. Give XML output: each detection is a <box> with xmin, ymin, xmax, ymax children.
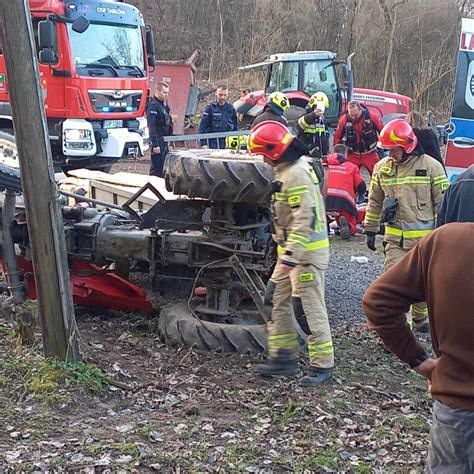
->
<box><xmin>64</xmin><ymin>129</ymin><xmax>91</xmax><ymax>141</ymax></box>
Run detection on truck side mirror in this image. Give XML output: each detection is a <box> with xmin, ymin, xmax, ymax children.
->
<box><xmin>341</xmin><ymin>64</ymin><xmax>354</xmax><ymax>102</ymax></box>
<box><xmin>319</xmin><ymin>70</ymin><xmax>327</xmax><ymax>82</ymax></box>
<box><xmin>39</xmin><ymin>49</ymin><xmax>56</xmax><ymax>64</ymax></box>
<box><xmin>38</xmin><ymin>20</ymin><xmax>57</xmax><ymax>50</ymax></box>
<box><xmin>38</xmin><ymin>20</ymin><xmax>58</xmax><ymax>65</ymax></box>
<box><xmin>342</xmin><ymin>64</ymin><xmax>349</xmax><ymax>82</ymax></box>
<box><xmin>72</xmin><ymin>16</ymin><xmax>90</xmax><ymax>34</ymax></box>
<box><xmin>145</xmin><ymin>28</ymin><xmax>156</xmax><ymax>68</ymax></box>
<box><xmin>148</xmin><ymin>55</ymin><xmax>156</xmax><ymax>68</ymax></box>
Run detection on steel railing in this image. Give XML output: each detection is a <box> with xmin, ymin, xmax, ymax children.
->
<box><xmin>163</xmin><ymin>130</ymin><xmax>249</xmax><ymax>150</ymax></box>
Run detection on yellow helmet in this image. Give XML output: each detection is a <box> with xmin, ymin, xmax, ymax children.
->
<box><xmin>226</xmin><ymin>134</ymin><xmax>248</xmax><ymax>150</ymax></box>
<box><xmin>308</xmin><ymin>91</ymin><xmax>330</xmax><ymax>111</ymax></box>
<box><xmin>268</xmin><ymin>91</ymin><xmax>290</xmax><ymax>112</ymax></box>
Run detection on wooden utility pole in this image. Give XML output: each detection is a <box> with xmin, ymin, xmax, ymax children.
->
<box><xmin>0</xmin><ymin>1</ymin><xmax>79</xmax><ymax>361</ymax></box>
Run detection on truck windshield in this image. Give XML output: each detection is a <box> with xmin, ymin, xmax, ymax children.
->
<box><xmin>68</xmin><ymin>23</ymin><xmax>144</xmax><ymax>76</ymax></box>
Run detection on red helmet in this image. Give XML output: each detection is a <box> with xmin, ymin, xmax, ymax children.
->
<box><xmin>248</xmin><ymin>121</ymin><xmax>294</xmax><ymax>161</ymax></box>
<box><xmin>378</xmin><ymin>119</ymin><xmax>418</xmax><ymax>153</ymax></box>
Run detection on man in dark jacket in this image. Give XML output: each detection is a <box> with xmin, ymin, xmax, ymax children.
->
<box><xmin>252</xmin><ymin>91</ymin><xmax>289</xmax><ymax>127</ymax></box>
<box><xmin>437</xmin><ymin>164</ymin><xmax>474</xmax><ymax>226</ymax></box>
<box><xmin>406</xmin><ymin>111</ymin><xmax>444</xmax><ymax>167</ymax></box>
<box><xmin>198</xmin><ymin>85</ymin><xmax>238</xmax><ymax>149</ymax></box>
<box><xmin>146</xmin><ymin>81</ymin><xmax>173</xmax><ymax>177</ymax></box>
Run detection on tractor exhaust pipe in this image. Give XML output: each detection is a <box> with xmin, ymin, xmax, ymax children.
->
<box><xmin>345</xmin><ymin>52</ymin><xmax>355</xmax><ymax>102</ymax></box>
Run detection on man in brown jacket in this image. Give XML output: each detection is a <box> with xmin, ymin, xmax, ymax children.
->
<box><xmin>362</xmin><ymin>223</ymin><xmax>474</xmax><ymax>472</ymax></box>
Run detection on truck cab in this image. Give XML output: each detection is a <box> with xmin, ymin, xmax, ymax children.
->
<box><xmin>0</xmin><ymin>0</ymin><xmax>155</xmax><ymax>171</ymax></box>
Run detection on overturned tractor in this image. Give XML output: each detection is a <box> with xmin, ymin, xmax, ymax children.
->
<box><xmin>0</xmin><ymin>150</ymin><xmax>286</xmax><ymax>353</ymax></box>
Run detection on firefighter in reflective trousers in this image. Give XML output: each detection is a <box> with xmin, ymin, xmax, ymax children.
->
<box><xmin>295</xmin><ymin>91</ymin><xmax>330</xmax><ymax>158</ymax></box>
<box><xmin>248</xmin><ymin>121</ymin><xmax>334</xmax><ymax>387</ymax></box>
<box><xmin>364</xmin><ymin>119</ymin><xmax>449</xmax><ymax>332</ymax></box>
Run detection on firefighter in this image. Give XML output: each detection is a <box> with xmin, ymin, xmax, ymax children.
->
<box><xmin>333</xmin><ymin>100</ymin><xmax>384</xmax><ymax>175</ymax></box>
<box><xmin>324</xmin><ymin>144</ymin><xmax>366</xmax><ymax>240</ymax></box>
<box><xmin>146</xmin><ymin>81</ymin><xmax>173</xmax><ymax>177</ymax></box>
<box><xmin>198</xmin><ymin>85</ymin><xmax>238</xmax><ymax>149</ymax></box>
<box><xmin>364</xmin><ymin>118</ymin><xmax>449</xmax><ymax>332</ymax></box>
<box><xmin>295</xmin><ymin>91</ymin><xmax>330</xmax><ymax>159</ymax></box>
<box><xmin>247</xmin><ymin>121</ymin><xmax>334</xmax><ymax>387</ymax></box>
<box><xmin>251</xmin><ymin>91</ymin><xmax>289</xmax><ymax>127</ymax></box>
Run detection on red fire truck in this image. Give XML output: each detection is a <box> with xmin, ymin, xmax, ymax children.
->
<box><xmin>0</xmin><ymin>0</ymin><xmax>155</xmax><ymax>171</ymax></box>
<box><xmin>234</xmin><ymin>51</ymin><xmax>412</xmax><ymax>128</ymax></box>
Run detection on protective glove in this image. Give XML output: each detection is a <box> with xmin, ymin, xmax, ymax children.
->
<box><xmin>365</xmin><ymin>231</ymin><xmax>377</xmax><ymax>251</ymax></box>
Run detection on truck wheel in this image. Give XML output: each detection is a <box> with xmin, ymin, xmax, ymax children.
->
<box><xmin>0</xmin><ymin>162</ymin><xmax>22</xmax><ymax>192</ymax></box>
<box><xmin>163</xmin><ymin>150</ymin><xmax>274</xmax><ymax>204</ymax></box>
<box><xmin>159</xmin><ymin>302</ymin><xmax>268</xmax><ymax>353</ymax></box>
<box><xmin>0</xmin><ymin>131</ymin><xmax>20</xmax><ymax>168</ymax></box>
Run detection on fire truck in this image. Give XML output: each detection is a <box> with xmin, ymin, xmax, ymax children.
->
<box><xmin>234</xmin><ymin>51</ymin><xmax>412</xmax><ymax>128</ymax></box>
<box><xmin>0</xmin><ymin>0</ymin><xmax>155</xmax><ymax>171</ymax></box>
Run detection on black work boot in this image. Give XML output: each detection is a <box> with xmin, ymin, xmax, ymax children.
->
<box><xmin>299</xmin><ymin>367</ymin><xmax>333</xmax><ymax>387</ymax></box>
<box><xmin>339</xmin><ymin>216</ymin><xmax>351</xmax><ymax>241</ymax></box>
<box><xmin>254</xmin><ymin>354</ymin><xmax>299</xmax><ymax>377</ymax></box>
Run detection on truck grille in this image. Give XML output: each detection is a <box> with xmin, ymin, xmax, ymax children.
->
<box><xmin>88</xmin><ymin>89</ymin><xmax>143</xmax><ymax>113</ymax></box>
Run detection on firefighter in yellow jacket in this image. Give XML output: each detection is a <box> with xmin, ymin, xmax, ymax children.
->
<box><xmin>248</xmin><ymin>120</ymin><xmax>334</xmax><ymax>387</ymax></box>
<box><xmin>364</xmin><ymin>119</ymin><xmax>449</xmax><ymax>331</ymax></box>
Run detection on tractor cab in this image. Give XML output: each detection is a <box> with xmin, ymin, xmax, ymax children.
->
<box><xmin>235</xmin><ymin>51</ymin><xmax>349</xmax><ymax>128</ymax></box>
<box><xmin>265</xmin><ymin>52</ymin><xmax>342</xmax><ymax>120</ymax></box>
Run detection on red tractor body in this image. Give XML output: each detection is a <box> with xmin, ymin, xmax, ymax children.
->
<box><xmin>234</xmin><ymin>51</ymin><xmax>412</xmax><ymax>128</ymax></box>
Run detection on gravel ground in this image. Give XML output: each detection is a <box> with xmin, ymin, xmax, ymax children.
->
<box><xmin>326</xmin><ymin>233</ymin><xmax>384</xmax><ymax>326</ymax></box>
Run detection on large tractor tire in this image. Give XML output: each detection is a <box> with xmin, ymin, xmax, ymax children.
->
<box><xmin>0</xmin><ymin>162</ymin><xmax>22</xmax><ymax>192</ymax></box>
<box><xmin>163</xmin><ymin>149</ymin><xmax>274</xmax><ymax>204</ymax></box>
<box><xmin>159</xmin><ymin>303</ymin><xmax>308</xmax><ymax>354</ymax></box>
<box><xmin>0</xmin><ymin>131</ymin><xmax>20</xmax><ymax>169</ymax></box>
<box><xmin>159</xmin><ymin>302</ymin><xmax>268</xmax><ymax>353</ymax></box>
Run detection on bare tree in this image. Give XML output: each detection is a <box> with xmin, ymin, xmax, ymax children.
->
<box><xmin>129</xmin><ymin>0</ymin><xmax>468</xmax><ymax>119</ymax></box>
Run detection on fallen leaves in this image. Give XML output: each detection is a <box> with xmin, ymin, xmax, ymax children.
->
<box><xmin>0</xmin><ymin>313</ymin><xmax>433</xmax><ymax>472</ymax></box>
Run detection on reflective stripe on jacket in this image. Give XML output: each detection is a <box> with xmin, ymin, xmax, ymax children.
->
<box><xmin>364</xmin><ymin>154</ymin><xmax>449</xmax><ymax>249</ymax></box>
<box><xmin>295</xmin><ymin>112</ymin><xmax>329</xmax><ymax>157</ymax></box>
<box><xmin>325</xmin><ymin>154</ymin><xmax>365</xmax><ymax>209</ymax></box>
<box><xmin>272</xmin><ymin>157</ymin><xmax>329</xmax><ymax>266</ymax></box>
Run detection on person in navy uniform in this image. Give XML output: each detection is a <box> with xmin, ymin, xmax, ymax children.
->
<box><xmin>146</xmin><ymin>81</ymin><xmax>173</xmax><ymax>177</ymax></box>
<box><xmin>198</xmin><ymin>85</ymin><xmax>238</xmax><ymax>149</ymax></box>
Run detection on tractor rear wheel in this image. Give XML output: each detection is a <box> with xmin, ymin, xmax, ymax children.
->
<box><xmin>158</xmin><ymin>302</ymin><xmax>269</xmax><ymax>353</ymax></box>
<box><xmin>163</xmin><ymin>149</ymin><xmax>274</xmax><ymax>205</ymax></box>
